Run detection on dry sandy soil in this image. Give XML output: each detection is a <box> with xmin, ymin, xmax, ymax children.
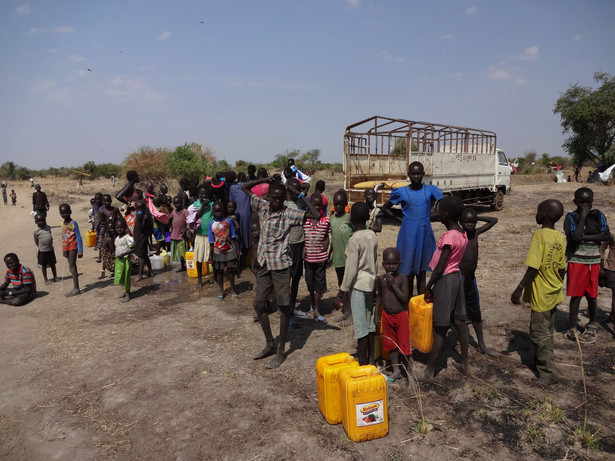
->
<box><xmin>1</xmin><ymin>174</ymin><xmax>614</xmax><ymax>460</ymax></box>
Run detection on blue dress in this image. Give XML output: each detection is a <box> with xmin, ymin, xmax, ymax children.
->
<box><xmin>229</xmin><ymin>183</ymin><xmax>252</xmax><ymax>250</ymax></box>
<box><xmin>389</xmin><ymin>185</ymin><xmax>443</xmax><ymax>275</ymax></box>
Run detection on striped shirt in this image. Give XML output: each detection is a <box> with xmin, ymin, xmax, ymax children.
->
<box><xmin>564</xmin><ymin>210</ymin><xmax>610</xmax><ymax>264</ymax></box>
<box><xmin>304</xmin><ymin>216</ymin><xmax>331</xmax><ymax>263</ymax></box>
<box><xmin>4</xmin><ymin>265</ymin><xmax>36</xmax><ymax>293</ymax></box>
<box><xmin>251</xmin><ymin>195</ymin><xmax>306</xmax><ymax>271</ymax></box>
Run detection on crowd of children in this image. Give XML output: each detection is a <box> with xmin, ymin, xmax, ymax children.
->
<box><xmin>2</xmin><ymin>162</ymin><xmax>614</xmax><ymax>391</ymax></box>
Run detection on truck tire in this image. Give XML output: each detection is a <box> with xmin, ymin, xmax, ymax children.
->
<box><xmin>491</xmin><ymin>190</ymin><xmax>504</xmax><ymax>211</ymax></box>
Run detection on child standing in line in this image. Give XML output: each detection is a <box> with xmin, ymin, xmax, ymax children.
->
<box><xmin>191</xmin><ymin>184</ymin><xmax>214</xmax><ymax>289</ymax></box>
<box><xmin>284</xmin><ymin>178</ymin><xmax>307</xmax><ymax>322</ymax></box>
<box><xmin>600</xmin><ymin>238</ymin><xmax>615</xmax><ymax>326</ymax></box>
<box><xmin>364</xmin><ymin>188</ymin><xmax>382</xmax><ymax>233</ymax></box>
<box><xmin>338</xmin><ymin>202</ymin><xmax>379</xmax><ymax>366</ymax></box>
<box><xmin>564</xmin><ymin>187</ymin><xmax>610</xmax><ymax>343</ymax></box>
<box><xmin>330</xmin><ymin>190</ymin><xmax>354</xmax><ymax>325</ymax></box>
<box><xmin>114</xmin><ymin>219</ymin><xmax>134</xmax><ymax>302</ymax></box>
<box><xmin>170</xmin><ymin>196</ymin><xmax>189</xmax><ymax>271</ymax></box>
<box><xmin>33</xmin><ymin>213</ymin><xmax>58</xmax><ymax>284</ymax></box>
<box><xmin>59</xmin><ymin>203</ymin><xmax>83</xmax><ymax>297</ymax></box>
<box><xmin>381</xmin><ymin>161</ymin><xmax>444</xmax><ymax>296</ymax></box>
<box><xmin>511</xmin><ymin>199</ymin><xmax>566</xmax><ymax>387</ymax></box>
<box><xmin>208</xmin><ymin>201</ymin><xmax>238</xmax><ymax>300</ymax></box>
<box><xmin>303</xmin><ymin>193</ymin><xmax>331</xmax><ymax>324</ymax></box>
<box><xmin>10</xmin><ymin>189</ymin><xmax>17</xmax><ymax>205</ymax></box>
<box><xmin>99</xmin><ymin>220</ymin><xmax>116</xmax><ymax>279</ymax></box>
<box><xmin>374</xmin><ymin>247</ymin><xmax>417</xmax><ymax>388</ymax></box>
<box><xmin>310</xmin><ymin>180</ymin><xmax>328</xmax><ymax>216</ymax></box>
<box><xmin>133</xmin><ymin>199</ymin><xmax>153</xmax><ymax>281</ymax></box>
<box><xmin>416</xmin><ymin>196</ymin><xmax>469</xmax><ymax>383</ymax></box>
<box><xmin>226</xmin><ymin>200</ymin><xmax>242</xmax><ymax>276</ymax></box>
<box><xmin>98</xmin><ymin>194</ymin><xmax>121</xmax><ymax>263</ymax></box>
<box><xmin>459</xmin><ymin>208</ymin><xmax>498</xmax><ymax>356</ymax></box>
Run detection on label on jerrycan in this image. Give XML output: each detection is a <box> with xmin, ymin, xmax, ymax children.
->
<box><xmin>356</xmin><ymin>400</ymin><xmax>385</xmax><ymax>427</ymax></box>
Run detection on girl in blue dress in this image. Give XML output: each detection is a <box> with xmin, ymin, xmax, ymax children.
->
<box><xmin>382</xmin><ymin>162</ymin><xmax>443</xmax><ymax>296</ymax></box>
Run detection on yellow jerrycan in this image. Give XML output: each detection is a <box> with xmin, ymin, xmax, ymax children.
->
<box><xmin>339</xmin><ymin>365</ymin><xmax>388</xmax><ymax>442</ymax></box>
<box><xmin>316</xmin><ymin>353</ymin><xmax>359</xmax><ymax>424</ymax></box>
<box><xmin>185</xmin><ymin>251</ymin><xmax>208</xmax><ymax>278</ymax></box>
<box><xmin>409</xmin><ymin>294</ymin><xmax>433</xmax><ymax>353</ymax></box>
<box><xmin>85</xmin><ymin>229</ymin><xmax>97</xmax><ymax>247</ymax></box>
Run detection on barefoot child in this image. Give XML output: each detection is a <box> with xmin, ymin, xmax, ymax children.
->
<box><xmin>33</xmin><ymin>213</ymin><xmax>58</xmax><ymax>284</ymax></box>
<box><xmin>10</xmin><ymin>189</ymin><xmax>17</xmax><ymax>205</ymax></box>
<box><xmin>381</xmin><ymin>161</ymin><xmax>444</xmax><ymax>296</ymax></box>
<box><xmin>564</xmin><ymin>187</ymin><xmax>610</xmax><ymax>343</ymax></box>
<box><xmin>192</xmin><ymin>184</ymin><xmax>214</xmax><ymax>289</ymax></box>
<box><xmin>208</xmin><ymin>201</ymin><xmax>238</xmax><ymax>299</ymax></box>
<box><xmin>0</xmin><ymin>253</ymin><xmax>37</xmax><ymax>306</ymax></box>
<box><xmin>511</xmin><ymin>200</ymin><xmax>566</xmax><ymax>386</ymax></box>
<box><xmin>170</xmin><ymin>196</ymin><xmax>189</xmax><ymax>271</ymax></box>
<box><xmin>99</xmin><ymin>220</ymin><xmax>116</xmax><ymax>279</ymax></box>
<box><xmin>375</xmin><ymin>248</ymin><xmax>417</xmax><ymax>388</ymax></box>
<box><xmin>303</xmin><ymin>193</ymin><xmax>331</xmax><ymax>324</ymax></box>
<box><xmin>114</xmin><ymin>219</ymin><xmax>134</xmax><ymax>302</ymax></box>
<box><xmin>59</xmin><ymin>203</ymin><xmax>83</xmax><ymax>297</ymax></box>
<box><xmin>459</xmin><ymin>208</ymin><xmax>498</xmax><ymax>356</ymax></box>
<box><xmin>416</xmin><ymin>196</ymin><xmax>469</xmax><ymax>383</ymax></box>
<box><xmin>133</xmin><ymin>199</ymin><xmax>153</xmax><ymax>281</ymax></box>
<box><xmin>330</xmin><ymin>190</ymin><xmax>354</xmax><ymax>325</ymax></box>
<box><xmin>241</xmin><ymin>178</ymin><xmax>320</xmax><ymax>368</ymax></box>
<box><xmin>338</xmin><ymin>202</ymin><xmax>379</xmax><ymax>366</ymax></box>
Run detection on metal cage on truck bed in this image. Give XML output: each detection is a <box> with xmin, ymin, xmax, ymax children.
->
<box><xmin>343</xmin><ymin>116</ymin><xmax>498</xmax><ymax>205</ymax></box>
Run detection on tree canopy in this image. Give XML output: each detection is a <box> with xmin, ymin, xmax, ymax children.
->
<box><xmin>554</xmin><ymin>72</ymin><xmax>615</xmax><ymax>167</ymax></box>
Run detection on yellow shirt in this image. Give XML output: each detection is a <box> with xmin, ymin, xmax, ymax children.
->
<box><xmin>523</xmin><ymin>228</ymin><xmax>566</xmax><ymax>312</ymax></box>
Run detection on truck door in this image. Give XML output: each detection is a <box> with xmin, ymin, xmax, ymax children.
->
<box><xmin>497</xmin><ymin>150</ymin><xmax>512</xmax><ymax>193</ymax></box>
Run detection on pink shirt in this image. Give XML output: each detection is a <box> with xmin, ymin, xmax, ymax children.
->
<box><xmin>429</xmin><ymin>229</ymin><xmax>468</xmax><ymax>275</ymax></box>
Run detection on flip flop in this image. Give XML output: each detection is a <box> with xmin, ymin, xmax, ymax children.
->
<box><xmin>386</xmin><ymin>376</ymin><xmax>397</xmax><ymax>383</ymax></box>
<box><xmin>231</xmin><ymin>293</ymin><xmax>238</xmax><ymax>300</ymax></box>
<box><xmin>315</xmin><ymin>315</ymin><xmax>328</xmax><ymax>324</ymax></box>
<box><xmin>294</xmin><ymin>310</ymin><xmax>310</xmax><ymax>319</ymax></box>
<box><xmin>217</xmin><ymin>294</ymin><xmax>224</xmax><ymax>300</ymax></box>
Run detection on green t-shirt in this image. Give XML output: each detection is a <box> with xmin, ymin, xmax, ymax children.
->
<box><xmin>330</xmin><ymin>213</ymin><xmax>353</xmax><ymax>268</ymax></box>
<box><xmin>193</xmin><ymin>200</ymin><xmax>214</xmax><ymax>236</ymax></box>
<box><xmin>523</xmin><ymin>228</ymin><xmax>566</xmax><ymax>312</ymax></box>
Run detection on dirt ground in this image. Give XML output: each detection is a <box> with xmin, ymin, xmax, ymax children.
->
<box><xmin>1</xmin><ymin>174</ymin><xmax>614</xmax><ymax>460</ymax></box>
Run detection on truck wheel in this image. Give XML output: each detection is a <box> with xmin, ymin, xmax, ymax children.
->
<box><xmin>491</xmin><ymin>190</ymin><xmax>504</xmax><ymax>211</ymax></box>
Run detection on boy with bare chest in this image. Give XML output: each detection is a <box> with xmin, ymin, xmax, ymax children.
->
<box><xmin>375</xmin><ymin>248</ymin><xmax>417</xmax><ymax>388</ymax></box>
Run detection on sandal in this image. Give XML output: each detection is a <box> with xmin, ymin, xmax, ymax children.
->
<box><xmin>315</xmin><ymin>315</ymin><xmax>328</xmax><ymax>324</ymax></box>
<box><xmin>582</xmin><ymin>328</ymin><xmax>597</xmax><ymax>344</ymax></box>
<box><xmin>294</xmin><ymin>310</ymin><xmax>310</xmax><ymax>319</ymax></box>
<box><xmin>565</xmin><ymin>329</ymin><xmax>583</xmax><ymax>342</ymax></box>
<box><xmin>231</xmin><ymin>293</ymin><xmax>238</xmax><ymax>300</ymax></box>
<box><xmin>217</xmin><ymin>294</ymin><xmax>224</xmax><ymax>300</ymax></box>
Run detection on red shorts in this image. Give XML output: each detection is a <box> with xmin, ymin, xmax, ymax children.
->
<box><xmin>566</xmin><ymin>262</ymin><xmax>599</xmax><ymax>298</ymax></box>
<box><xmin>381</xmin><ymin>310</ymin><xmax>411</xmax><ymax>356</ymax></box>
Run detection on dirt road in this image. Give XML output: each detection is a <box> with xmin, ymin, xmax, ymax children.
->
<box><xmin>0</xmin><ymin>176</ymin><xmax>613</xmax><ymax>460</ymax></box>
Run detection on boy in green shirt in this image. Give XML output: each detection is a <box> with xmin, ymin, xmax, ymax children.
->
<box><xmin>511</xmin><ymin>199</ymin><xmax>566</xmax><ymax>387</ymax></box>
<box><xmin>329</xmin><ymin>190</ymin><xmax>353</xmax><ymax>325</ymax></box>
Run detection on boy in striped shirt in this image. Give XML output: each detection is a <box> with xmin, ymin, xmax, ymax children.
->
<box><xmin>1</xmin><ymin>253</ymin><xmax>36</xmax><ymax>306</ymax></box>
<box><xmin>564</xmin><ymin>187</ymin><xmax>610</xmax><ymax>343</ymax></box>
<box><xmin>303</xmin><ymin>193</ymin><xmax>331</xmax><ymax>323</ymax></box>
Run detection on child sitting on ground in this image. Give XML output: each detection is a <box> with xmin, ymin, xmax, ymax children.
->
<box><xmin>416</xmin><ymin>196</ymin><xmax>469</xmax><ymax>383</ymax></box>
<box><xmin>0</xmin><ymin>253</ymin><xmax>36</xmax><ymax>306</ymax></box>
<box><xmin>99</xmin><ymin>220</ymin><xmax>116</xmax><ymax>279</ymax></box>
<box><xmin>330</xmin><ymin>190</ymin><xmax>354</xmax><ymax>325</ymax></box>
<box><xmin>114</xmin><ymin>218</ymin><xmax>134</xmax><ymax>302</ymax></box>
<box><xmin>303</xmin><ymin>193</ymin><xmax>331</xmax><ymax>324</ymax></box>
<box><xmin>375</xmin><ymin>248</ymin><xmax>417</xmax><ymax>388</ymax></box>
<box><xmin>563</xmin><ymin>187</ymin><xmax>610</xmax><ymax>343</ymax></box>
<box><xmin>59</xmin><ymin>203</ymin><xmax>83</xmax><ymax>297</ymax></box>
<box><xmin>511</xmin><ymin>199</ymin><xmax>566</xmax><ymax>387</ymax></box>
<box><xmin>170</xmin><ymin>196</ymin><xmax>189</xmax><ymax>271</ymax></box>
<box><xmin>600</xmin><ymin>238</ymin><xmax>615</xmax><ymax>326</ymax></box>
<box><xmin>459</xmin><ymin>208</ymin><xmax>498</xmax><ymax>356</ymax></box>
<box><xmin>33</xmin><ymin>213</ymin><xmax>58</xmax><ymax>284</ymax></box>
<box><xmin>338</xmin><ymin>202</ymin><xmax>378</xmax><ymax>366</ymax></box>
<box><xmin>208</xmin><ymin>201</ymin><xmax>238</xmax><ymax>300</ymax></box>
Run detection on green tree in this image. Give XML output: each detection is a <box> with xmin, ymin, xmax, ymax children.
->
<box><xmin>298</xmin><ymin>148</ymin><xmax>321</xmax><ymax>173</ymax></box>
<box><xmin>554</xmin><ymin>72</ymin><xmax>615</xmax><ymax>166</ymax></box>
<box><xmin>0</xmin><ymin>162</ymin><xmax>17</xmax><ymax>179</ymax></box>
<box><xmin>123</xmin><ymin>146</ymin><xmax>172</xmax><ymax>181</ymax></box>
<box><xmin>391</xmin><ymin>138</ymin><xmax>407</xmax><ymax>156</ymax></box>
<box><xmin>166</xmin><ymin>142</ymin><xmax>217</xmax><ymax>180</ymax></box>
<box><xmin>524</xmin><ymin>151</ymin><xmax>537</xmax><ymax>165</ymax></box>
<box><xmin>272</xmin><ymin>149</ymin><xmax>300</xmax><ymax>169</ymax></box>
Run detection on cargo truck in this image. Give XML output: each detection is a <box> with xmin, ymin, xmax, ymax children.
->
<box><xmin>343</xmin><ymin>116</ymin><xmax>512</xmax><ymax>210</ymax></box>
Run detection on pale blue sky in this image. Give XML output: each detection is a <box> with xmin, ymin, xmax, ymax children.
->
<box><xmin>1</xmin><ymin>0</ymin><xmax>614</xmax><ymax>170</ymax></box>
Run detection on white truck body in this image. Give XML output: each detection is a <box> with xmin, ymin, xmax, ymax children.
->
<box><xmin>343</xmin><ymin>116</ymin><xmax>512</xmax><ymax>210</ymax></box>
